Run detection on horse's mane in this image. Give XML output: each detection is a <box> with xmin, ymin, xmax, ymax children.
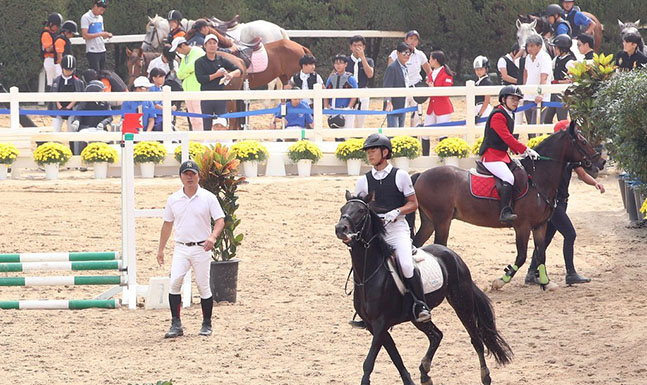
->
<box><xmin>520</xmin><ymin>130</ymin><xmax>568</xmax><ymax>169</ymax></box>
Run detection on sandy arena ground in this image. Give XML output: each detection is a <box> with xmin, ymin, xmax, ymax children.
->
<box><xmin>0</xmin><ymin>166</ymin><xmax>645</xmax><ymax>385</ymax></box>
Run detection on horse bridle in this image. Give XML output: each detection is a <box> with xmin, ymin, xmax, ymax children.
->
<box><xmin>142</xmin><ymin>23</ymin><xmax>161</xmax><ymax>49</ymax></box>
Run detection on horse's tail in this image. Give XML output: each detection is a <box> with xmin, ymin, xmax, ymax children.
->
<box><xmin>471</xmin><ymin>282</ymin><xmax>513</xmax><ymax>366</ymax></box>
<box><xmin>280</xmin><ymin>28</ymin><xmax>290</xmax><ymax>41</ymax></box>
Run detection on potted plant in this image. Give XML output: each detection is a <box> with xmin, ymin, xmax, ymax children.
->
<box><xmin>287</xmin><ymin>140</ymin><xmax>322</xmax><ymax>177</ymax></box>
<box><xmin>0</xmin><ymin>143</ymin><xmax>19</xmax><ymax>180</ymax></box>
<box><xmin>173</xmin><ymin>141</ymin><xmax>207</xmax><ymax>163</ymax></box>
<box><xmin>194</xmin><ymin>144</ymin><xmax>245</xmax><ymax>303</ymax></box>
<box><xmin>526</xmin><ymin>134</ymin><xmax>550</xmax><ymax>149</ymax></box>
<box><xmin>391</xmin><ymin>135</ymin><xmax>422</xmax><ymax>172</ymax></box>
<box><xmin>80</xmin><ymin>142</ymin><xmax>118</xmax><ymax>179</ymax></box>
<box><xmin>133</xmin><ymin>141</ymin><xmax>167</xmax><ymax>178</ymax></box>
<box><xmin>641</xmin><ymin>198</ymin><xmax>647</xmax><ymax>220</ymax></box>
<box><xmin>335</xmin><ymin>138</ymin><xmax>367</xmax><ymax>176</ymax></box>
<box><xmin>435</xmin><ymin>137</ymin><xmax>470</xmax><ymax>167</ymax></box>
<box><xmin>230</xmin><ymin>140</ymin><xmax>269</xmax><ymax>178</ymax></box>
<box><xmin>33</xmin><ymin>142</ymin><xmax>72</xmax><ymax>180</ymax></box>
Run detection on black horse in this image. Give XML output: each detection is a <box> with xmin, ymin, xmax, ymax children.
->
<box><xmin>335</xmin><ymin>191</ymin><xmax>512</xmax><ymax>385</ymax></box>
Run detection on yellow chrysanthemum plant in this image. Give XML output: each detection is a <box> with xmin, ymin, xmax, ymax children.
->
<box><xmin>435</xmin><ymin>137</ymin><xmax>470</xmax><ymax>159</ymax></box>
<box><xmin>0</xmin><ymin>143</ymin><xmax>19</xmax><ymax>165</ymax></box>
<box><xmin>471</xmin><ymin>137</ymin><xmax>483</xmax><ymax>155</ymax></box>
<box><xmin>174</xmin><ymin>141</ymin><xmax>207</xmax><ymax>163</ymax></box>
<box><xmin>80</xmin><ymin>143</ymin><xmax>119</xmax><ymax>164</ymax></box>
<box><xmin>335</xmin><ymin>138</ymin><xmax>367</xmax><ymax>162</ymax></box>
<box><xmin>230</xmin><ymin>140</ymin><xmax>269</xmax><ymax>163</ymax></box>
<box><xmin>391</xmin><ymin>136</ymin><xmax>422</xmax><ymax>160</ymax></box>
<box><xmin>526</xmin><ymin>134</ymin><xmax>551</xmax><ymax>149</ymax></box>
<box><xmin>641</xmin><ymin>198</ymin><xmax>647</xmax><ymax>220</ymax></box>
<box><xmin>33</xmin><ymin>142</ymin><xmax>73</xmax><ymax>165</ymax></box>
<box><xmin>287</xmin><ymin>140</ymin><xmax>323</xmax><ymax>163</ymax></box>
<box><xmin>133</xmin><ymin>141</ymin><xmax>167</xmax><ymax>164</ymax></box>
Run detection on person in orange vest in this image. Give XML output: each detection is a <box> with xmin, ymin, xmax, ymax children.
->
<box><xmin>54</xmin><ymin>21</ymin><xmax>79</xmax><ymax>74</ymax></box>
<box><xmin>41</xmin><ymin>12</ymin><xmax>63</xmax><ymax>89</ymax></box>
<box><xmin>166</xmin><ymin>10</ymin><xmax>186</xmax><ymax>46</ymax></box>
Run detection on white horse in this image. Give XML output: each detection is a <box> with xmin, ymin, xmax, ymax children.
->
<box><xmin>618</xmin><ymin>19</ymin><xmax>646</xmax><ymax>54</ymax></box>
<box><xmin>142</xmin><ymin>15</ymin><xmax>195</xmax><ymax>51</ymax></box>
<box><xmin>516</xmin><ymin>19</ymin><xmax>584</xmax><ymax>61</ymax></box>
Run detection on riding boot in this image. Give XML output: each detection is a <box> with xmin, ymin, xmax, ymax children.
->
<box><xmin>565</xmin><ymin>271</ymin><xmax>591</xmax><ymax>285</ymax></box>
<box><xmin>498</xmin><ymin>182</ymin><xmax>518</xmax><ymax>223</ymax></box>
<box><xmin>421</xmin><ymin>138</ymin><xmax>430</xmax><ymax>157</ymax></box>
<box><xmin>404</xmin><ymin>269</ymin><xmax>431</xmax><ymax>323</ymax></box>
<box><xmin>164</xmin><ymin>317</ymin><xmax>184</xmax><ymax>338</ymax></box>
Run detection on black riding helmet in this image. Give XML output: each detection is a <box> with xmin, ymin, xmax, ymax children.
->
<box><xmin>61</xmin><ymin>55</ymin><xmax>76</xmax><ymax>70</ymax></box>
<box><xmin>545</xmin><ymin>4</ymin><xmax>563</xmax><ymax>17</ymax></box>
<box><xmin>362</xmin><ymin>134</ymin><xmax>393</xmax><ymax>159</ymax></box>
<box><xmin>61</xmin><ymin>20</ymin><xmax>79</xmax><ymax>35</ymax></box>
<box><xmin>168</xmin><ymin>10</ymin><xmax>183</xmax><ymax>22</ymax></box>
<box><xmin>498</xmin><ymin>85</ymin><xmax>524</xmax><ymax>104</ymax></box>
<box><xmin>551</xmin><ymin>34</ymin><xmax>572</xmax><ymax>50</ymax></box>
<box><xmin>47</xmin><ymin>12</ymin><xmax>63</xmax><ymax>27</ymax></box>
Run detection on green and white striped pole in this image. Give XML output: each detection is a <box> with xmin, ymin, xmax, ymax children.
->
<box><xmin>0</xmin><ymin>261</ymin><xmax>123</xmax><ymax>273</ymax></box>
<box><xmin>0</xmin><ymin>252</ymin><xmax>119</xmax><ymax>263</ymax></box>
<box><xmin>0</xmin><ymin>275</ymin><xmax>126</xmax><ymax>286</ymax></box>
<box><xmin>0</xmin><ymin>299</ymin><xmax>120</xmax><ymax>310</ymax></box>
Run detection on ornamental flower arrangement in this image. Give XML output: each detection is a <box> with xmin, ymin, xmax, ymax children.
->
<box><xmin>80</xmin><ymin>143</ymin><xmax>119</xmax><ymax>164</ymax></box>
<box><xmin>435</xmin><ymin>137</ymin><xmax>470</xmax><ymax>159</ymax></box>
<box><xmin>391</xmin><ymin>136</ymin><xmax>422</xmax><ymax>159</ymax></box>
<box><xmin>526</xmin><ymin>134</ymin><xmax>551</xmax><ymax>149</ymax></box>
<box><xmin>641</xmin><ymin>198</ymin><xmax>647</xmax><ymax>220</ymax></box>
<box><xmin>133</xmin><ymin>141</ymin><xmax>167</xmax><ymax>164</ymax></box>
<box><xmin>0</xmin><ymin>143</ymin><xmax>19</xmax><ymax>165</ymax></box>
<box><xmin>287</xmin><ymin>140</ymin><xmax>323</xmax><ymax>163</ymax></box>
<box><xmin>471</xmin><ymin>137</ymin><xmax>483</xmax><ymax>155</ymax></box>
<box><xmin>335</xmin><ymin>138</ymin><xmax>367</xmax><ymax>162</ymax></box>
<box><xmin>33</xmin><ymin>142</ymin><xmax>72</xmax><ymax>165</ymax></box>
<box><xmin>174</xmin><ymin>141</ymin><xmax>207</xmax><ymax>163</ymax></box>
<box><xmin>230</xmin><ymin>140</ymin><xmax>269</xmax><ymax>163</ymax></box>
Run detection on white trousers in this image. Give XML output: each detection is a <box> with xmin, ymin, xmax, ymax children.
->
<box><xmin>475</xmin><ymin>103</ymin><xmax>493</xmax><ymax>125</ymax></box>
<box><xmin>354</xmin><ymin>97</ymin><xmax>370</xmax><ymax>129</ymax></box>
<box><xmin>43</xmin><ymin>57</ymin><xmax>61</xmax><ymax>87</ymax></box>
<box><xmin>169</xmin><ymin>244</ymin><xmax>212</xmax><ymax>298</ymax></box>
<box><xmin>423</xmin><ymin>112</ymin><xmax>452</xmax><ymax>140</ymax></box>
<box><xmin>52</xmin><ymin>116</ymin><xmax>71</xmax><ymax>132</ymax></box>
<box><xmin>383</xmin><ymin>217</ymin><xmax>414</xmax><ymax>278</ymax></box>
<box><xmin>482</xmin><ymin>161</ymin><xmax>514</xmax><ymax>185</ymax></box>
<box><xmin>185</xmin><ymin>99</ymin><xmax>203</xmax><ymax>131</ymax></box>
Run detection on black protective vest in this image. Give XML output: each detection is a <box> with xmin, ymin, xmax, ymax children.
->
<box><xmin>475</xmin><ymin>75</ymin><xmax>493</xmax><ymax>104</ymax></box>
<box><xmin>516</xmin><ymin>56</ymin><xmax>526</xmax><ymax>85</ymax></box>
<box><xmin>167</xmin><ymin>27</ymin><xmax>185</xmax><ymax>44</ymax></box>
<box><xmin>499</xmin><ymin>55</ymin><xmax>519</xmax><ymax>85</ymax></box>
<box><xmin>40</xmin><ymin>29</ymin><xmax>56</xmax><ymax>59</ymax></box>
<box><xmin>366</xmin><ymin>168</ymin><xmax>406</xmax><ymax>212</ymax></box>
<box><xmin>479</xmin><ymin>107</ymin><xmax>515</xmax><ymax>155</ymax></box>
<box><xmin>291</xmin><ymin>73</ymin><xmax>319</xmax><ymax>89</ymax></box>
<box><xmin>554</xmin><ymin>53</ymin><xmax>576</xmax><ymax>80</ymax></box>
<box><xmin>554</xmin><ymin>19</ymin><xmax>573</xmax><ymax>37</ymax></box>
<box><xmin>53</xmin><ymin>35</ymin><xmax>72</xmax><ymax>61</ymax></box>
<box><xmin>565</xmin><ymin>6</ymin><xmax>582</xmax><ymax>36</ymax></box>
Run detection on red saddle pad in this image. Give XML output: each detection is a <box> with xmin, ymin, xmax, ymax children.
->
<box><xmin>469</xmin><ymin>171</ymin><xmax>528</xmax><ymax>200</ymax></box>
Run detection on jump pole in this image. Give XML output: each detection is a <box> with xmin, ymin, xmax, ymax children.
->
<box><xmin>0</xmin><ymin>299</ymin><xmax>120</xmax><ymax>310</ymax></box>
<box><xmin>0</xmin><ymin>261</ymin><xmax>123</xmax><ymax>272</ymax></box>
<box><xmin>0</xmin><ymin>275</ymin><xmax>125</xmax><ymax>286</ymax></box>
<box><xmin>0</xmin><ymin>252</ymin><xmax>119</xmax><ymax>263</ymax></box>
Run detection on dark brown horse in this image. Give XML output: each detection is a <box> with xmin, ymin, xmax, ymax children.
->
<box><xmin>336</xmin><ymin>192</ymin><xmax>512</xmax><ymax>385</ymax></box>
<box><xmin>410</xmin><ymin>123</ymin><xmax>605</xmax><ymax>290</ymax></box>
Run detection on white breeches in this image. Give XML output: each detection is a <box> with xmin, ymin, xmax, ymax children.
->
<box><xmin>169</xmin><ymin>244</ymin><xmax>212</xmax><ymax>298</ymax></box>
<box><xmin>482</xmin><ymin>161</ymin><xmax>514</xmax><ymax>185</ymax></box>
<box><xmin>423</xmin><ymin>112</ymin><xmax>452</xmax><ymax>139</ymax></box>
<box><xmin>43</xmin><ymin>57</ymin><xmax>61</xmax><ymax>87</ymax></box>
<box><xmin>383</xmin><ymin>217</ymin><xmax>414</xmax><ymax>278</ymax></box>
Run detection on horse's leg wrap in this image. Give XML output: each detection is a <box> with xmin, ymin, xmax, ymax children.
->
<box><xmin>537</xmin><ymin>264</ymin><xmax>550</xmax><ymax>285</ymax></box>
<box><xmin>501</xmin><ymin>264</ymin><xmax>519</xmax><ymax>283</ymax></box>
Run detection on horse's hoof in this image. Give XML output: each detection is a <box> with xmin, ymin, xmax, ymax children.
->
<box><xmin>542</xmin><ymin>281</ymin><xmax>559</xmax><ymax>291</ymax></box>
<box><xmin>491</xmin><ymin>278</ymin><xmax>506</xmax><ymax>290</ymax></box>
<box><xmin>421</xmin><ymin>378</ymin><xmax>433</xmax><ymax>385</ymax></box>
<box><xmin>481</xmin><ymin>367</ymin><xmax>492</xmax><ymax>385</ymax></box>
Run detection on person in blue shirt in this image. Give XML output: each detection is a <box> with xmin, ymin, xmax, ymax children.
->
<box><xmin>122</xmin><ymin>76</ymin><xmax>156</xmax><ymax>132</ymax></box>
<box><xmin>545</xmin><ymin>4</ymin><xmax>571</xmax><ymax>37</ymax></box>
<box><xmin>561</xmin><ymin>0</ymin><xmax>596</xmax><ymax>37</ymax></box>
<box><xmin>324</xmin><ymin>54</ymin><xmax>358</xmax><ymax>129</ymax></box>
<box><xmin>148</xmin><ymin>68</ymin><xmax>167</xmax><ymax>131</ymax></box>
<box><xmin>270</xmin><ymin>87</ymin><xmax>313</xmax><ymax>130</ymax></box>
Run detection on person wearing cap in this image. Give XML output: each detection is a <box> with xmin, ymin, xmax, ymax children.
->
<box><xmin>147</xmin><ymin>46</ymin><xmax>174</xmax><ymax>76</ymax></box>
<box><xmin>615</xmin><ymin>32</ymin><xmax>647</xmax><ymax>71</ymax></box>
<box><xmin>324</xmin><ymin>54</ymin><xmax>358</xmax><ymax>131</ymax></box>
<box><xmin>270</xmin><ymin>87</ymin><xmax>313</xmax><ymax>131</ymax></box>
<box><xmin>49</xmin><ymin>55</ymin><xmax>84</xmax><ymax>133</ymax></box>
<box><xmin>166</xmin><ymin>10</ymin><xmax>186</xmax><ymax>46</ymax></box>
<box><xmin>561</xmin><ymin>0</ymin><xmax>596</xmax><ymax>37</ymax></box>
<box><xmin>158</xmin><ymin>160</ymin><xmax>225</xmax><ymax>338</ymax></box>
<box><xmin>121</xmin><ymin>76</ymin><xmax>156</xmax><ymax>132</ymax></box>
<box><xmin>525</xmin><ymin>120</ymin><xmax>604</xmax><ymax>286</ymax></box>
<box><xmin>473</xmin><ymin>55</ymin><xmax>493</xmax><ymax>125</ymax></box>
<box><xmin>383</xmin><ymin>42</ymin><xmax>411</xmax><ymax>128</ymax></box>
<box><xmin>81</xmin><ymin>0</ymin><xmax>112</xmax><ymax>71</ymax></box>
<box><xmin>68</xmin><ymin>80</ymin><xmax>113</xmax><ymax>155</ymax></box>
<box><xmin>387</xmin><ymin>30</ymin><xmax>432</xmax><ymax>127</ymax></box>
<box><xmin>41</xmin><ymin>12</ymin><xmax>63</xmax><ymax>88</ymax></box>
<box><xmin>54</xmin><ymin>21</ymin><xmax>79</xmax><ymax>72</ymax></box>
<box><xmin>346</xmin><ymin>35</ymin><xmax>374</xmax><ymax>129</ymax></box>
<box><xmin>172</xmin><ymin>36</ymin><xmax>205</xmax><ymax>130</ymax></box>
<box><xmin>194</xmin><ymin>34</ymin><xmax>242</xmax><ymax>130</ymax></box>
<box><xmin>544</xmin><ymin>35</ymin><xmax>577</xmax><ymax>124</ymax></box>
<box><xmin>576</xmin><ymin>33</ymin><xmax>595</xmax><ymax>61</ymax></box>
<box><xmin>187</xmin><ymin>19</ymin><xmax>210</xmax><ymax>48</ymax></box>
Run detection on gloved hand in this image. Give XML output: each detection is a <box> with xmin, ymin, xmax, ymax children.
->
<box><xmin>524</xmin><ymin>148</ymin><xmax>540</xmax><ymax>160</ymax></box>
<box><xmin>70</xmin><ymin>120</ymin><xmax>79</xmax><ymax>132</ymax></box>
<box><xmin>96</xmin><ymin>123</ymin><xmax>104</xmax><ymax>131</ymax></box>
<box><xmin>383</xmin><ymin>208</ymin><xmax>401</xmax><ymax>224</ymax></box>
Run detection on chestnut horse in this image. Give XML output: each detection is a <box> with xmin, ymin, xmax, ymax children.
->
<box><xmin>410</xmin><ymin>123</ymin><xmax>605</xmax><ymax>290</ymax></box>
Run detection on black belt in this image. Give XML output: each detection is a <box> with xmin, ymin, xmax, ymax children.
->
<box><xmin>177</xmin><ymin>241</ymin><xmax>205</xmax><ymax>247</ymax></box>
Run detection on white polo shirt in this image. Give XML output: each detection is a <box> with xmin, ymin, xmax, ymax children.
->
<box><xmin>163</xmin><ymin>186</ymin><xmax>225</xmax><ymax>243</ymax></box>
<box><xmin>524</xmin><ymin>50</ymin><xmax>553</xmax><ymax>101</ymax></box>
<box><xmin>81</xmin><ymin>9</ymin><xmax>106</xmax><ymax>53</ymax></box>
<box><xmin>147</xmin><ymin>55</ymin><xmax>170</xmax><ymax>75</ymax></box>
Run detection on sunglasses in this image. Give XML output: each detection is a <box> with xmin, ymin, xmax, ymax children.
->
<box><xmin>399</xmin><ymin>51</ymin><xmax>412</xmax><ymax>56</ymax></box>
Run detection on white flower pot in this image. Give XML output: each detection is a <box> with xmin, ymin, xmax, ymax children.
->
<box><xmin>393</xmin><ymin>157</ymin><xmax>410</xmax><ymax>172</ymax></box>
<box><xmin>242</xmin><ymin>160</ymin><xmax>258</xmax><ymax>178</ymax></box>
<box><xmin>346</xmin><ymin>159</ymin><xmax>362</xmax><ymax>176</ymax></box>
<box><xmin>45</xmin><ymin>163</ymin><xmax>59</xmax><ymax>180</ymax></box>
<box><xmin>297</xmin><ymin>159</ymin><xmax>312</xmax><ymax>177</ymax></box>
<box><xmin>93</xmin><ymin>162</ymin><xmax>109</xmax><ymax>179</ymax></box>
<box><xmin>443</xmin><ymin>156</ymin><xmax>460</xmax><ymax>167</ymax></box>
<box><xmin>139</xmin><ymin>162</ymin><xmax>155</xmax><ymax>178</ymax></box>
<box><xmin>0</xmin><ymin>164</ymin><xmax>7</xmax><ymax>180</ymax></box>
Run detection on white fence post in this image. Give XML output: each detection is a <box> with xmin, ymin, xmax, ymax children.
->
<box><xmin>312</xmin><ymin>83</ymin><xmax>324</xmax><ymax>141</ymax></box>
<box><xmin>464</xmin><ymin>81</ymin><xmax>476</xmax><ymax>144</ymax></box>
<box><xmin>10</xmin><ymin>87</ymin><xmax>20</xmax><ymax>130</ymax></box>
<box><xmin>121</xmin><ymin>133</ymin><xmax>138</xmax><ymax>310</ymax></box>
<box><xmin>162</xmin><ymin>85</ymin><xmax>173</xmax><ymax>132</ymax></box>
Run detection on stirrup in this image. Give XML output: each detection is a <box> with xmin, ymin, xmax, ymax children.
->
<box><xmin>413</xmin><ymin>301</ymin><xmax>431</xmax><ymax>323</ymax></box>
